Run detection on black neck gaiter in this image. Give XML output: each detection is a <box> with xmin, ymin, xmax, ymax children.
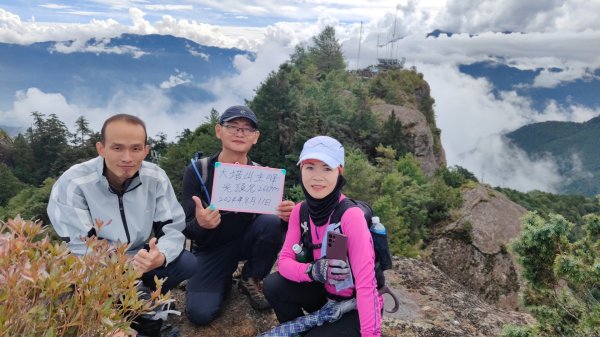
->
<box><xmin>301</xmin><ymin>174</ymin><xmax>346</xmax><ymax>226</ymax></box>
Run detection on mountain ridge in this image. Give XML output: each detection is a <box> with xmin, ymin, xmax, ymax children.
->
<box><xmin>0</xmin><ymin>33</ymin><xmax>250</xmax><ymax>111</ymax></box>
<box><xmin>506</xmin><ymin>115</ymin><xmax>600</xmax><ymax>196</ymax></box>
<box><xmin>459</xmin><ymin>61</ymin><xmax>600</xmax><ymax>112</ymax></box>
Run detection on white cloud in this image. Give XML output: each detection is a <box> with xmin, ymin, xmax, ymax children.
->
<box><xmin>50</xmin><ymin>38</ymin><xmax>147</xmax><ymax>57</ymax></box>
<box><xmin>531</xmin><ymin>101</ymin><xmax>600</xmax><ymax>123</ymax></box>
<box><xmin>0</xmin><ymin>8</ymin><xmax>125</xmax><ymax>44</ymax></box>
<box><xmin>150</xmin><ymin>14</ymin><xmax>265</xmax><ymax>51</ymax></box>
<box><xmin>129</xmin><ymin>7</ymin><xmax>157</xmax><ymax>34</ymax></box>
<box><xmin>144</xmin><ymin>5</ymin><xmax>193</xmax><ymax>11</ymax></box>
<box><xmin>63</xmin><ymin>11</ymin><xmax>107</xmax><ymax>17</ymax></box>
<box><xmin>0</xmin><ymin>26</ymin><xmax>299</xmax><ymax>140</ymax></box>
<box><xmin>0</xmin><ymin>88</ymin><xmax>78</xmax><ymax>128</ymax></box>
<box><xmin>419</xmin><ymin>62</ymin><xmax>600</xmax><ymax>192</ymax></box>
<box><xmin>532</xmin><ymin>67</ymin><xmax>598</xmax><ymax>88</ymax></box>
<box><xmin>0</xmin><ymin>86</ymin><xmax>211</xmax><ymax>141</ymax></box>
<box><xmin>188</xmin><ymin>48</ymin><xmax>209</xmax><ymax>60</ymax></box>
<box><xmin>40</xmin><ymin>4</ymin><xmax>72</xmax><ymax>10</ymax></box>
<box><xmin>199</xmin><ymin>28</ymin><xmax>296</xmax><ymax>111</ymax></box>
<box><xmin>434</xmin><ymin>0</ymin><xmax>600</xmax><ymax>33</ymax></box>
<box><xmin>468</xmin><ymin>135</ymin><xmax>563</xmax><ymax>192</ymax></box>
<box><xmin>2</xmin><ymin>2</ymin><xmax>600</xmax><ymax>194</ymax></box>
<box><xmin>160</xmin><ymin>71</ymin><xmax>193</xmax><ymax>89</ymax></box>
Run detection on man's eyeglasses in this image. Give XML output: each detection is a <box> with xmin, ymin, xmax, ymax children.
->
<box><xmin>221</xmin><ymin>123</ymin><xmax>257</xmax><ymax>135</ymax></box>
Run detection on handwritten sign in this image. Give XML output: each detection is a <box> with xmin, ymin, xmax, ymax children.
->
<box><xmin>211</xmin><ymin>162</ymin><xmax>286</xmax><ymax>214</ymax></box>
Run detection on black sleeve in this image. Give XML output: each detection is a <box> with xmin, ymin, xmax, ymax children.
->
<box><xmin>181</xmin><ymin>163</ymin><xmax>212</xmax><ymax>242</ymax></box>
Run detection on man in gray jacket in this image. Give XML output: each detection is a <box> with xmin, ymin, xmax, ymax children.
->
<box><xmin>47</xmin><ymin>114</ymin><xmax>195</xmax><ymax>337</ymax></box>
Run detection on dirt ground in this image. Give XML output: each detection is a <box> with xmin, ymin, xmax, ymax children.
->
<box><xmin>158</xmin><ymin>278</ymin><xmax>279</xmax><ymax>337</ymax></box>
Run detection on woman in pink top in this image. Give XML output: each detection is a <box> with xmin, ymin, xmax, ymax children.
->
<box><xmin>263</xmin><ymin>136</ymin><xmax>382</xmax><ymax>337</ymax></box>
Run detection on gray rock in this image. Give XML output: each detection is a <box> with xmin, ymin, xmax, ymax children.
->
<box><xmin>425</xmin><ymin>184</ymin><xmax>528</xmax><ymax>310</ymax></box>
<box><xmin>166</xmin><ymin>256</ymin><xmax>533</xmax><ymax>337</ymax></box>
<box><xmin>371</xmin><ymin>103</ymin><xmax>445</xmax><ymax>176</ymax></box>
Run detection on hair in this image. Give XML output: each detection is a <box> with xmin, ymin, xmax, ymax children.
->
<box><xmin>300</xmin><ymin>159</ymin><xmax>344</xmax><ymax>174</ymax></box>
<box><xmin>100</xmin><ymin>114</ymin><xmax>147</xmax><ymax>144</ymax></box>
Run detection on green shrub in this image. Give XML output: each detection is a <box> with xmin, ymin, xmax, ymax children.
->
<box><xmin>503</xmin><ymin>212</ymin><xmax>600</xmax><ymax>337</ymax></box>
<box><xmin>501</xmin><ymin>325</ymin><xmax>536</xmax><ymax>337</ymax></box>
<box><xmin>0</xmin><ymin>217</ymin><xmax>171</xmax><ymax>337</ymax></box>
<box><xmin>437</xmin><ymin>165</ymin><xmax>478</xmax><ymax>188</ymax></box>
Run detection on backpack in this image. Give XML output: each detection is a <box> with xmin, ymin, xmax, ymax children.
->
<box><xmin>190</xmin><ymin>153</ymin><xmax>212</xmax><ymax>205</ymax></box>
<box><xmin>299</xmin><ymin>198</ymin><xmax>394</xmax><ymax>288</ymax></box>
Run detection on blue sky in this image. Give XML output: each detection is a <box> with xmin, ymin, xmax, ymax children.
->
<box><xmin>1</xmin><ymin>0</ymin><xmax>600</xmax><ymax>192</ymax></box>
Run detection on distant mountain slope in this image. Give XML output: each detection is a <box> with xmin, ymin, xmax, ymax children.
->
<box><xmin>0</xmin><ymin>125</ymin><xmax>25</xmax><ymax>137</ymax></box>
<box><xmin>506</xmin><ymin>116</ymin><xmax>600</xmax><ymax>196</ymax></box>
<box><xmin>0</xmin><ymin>34</ymin><xmax>250</xmax><ymax>111</ymax></box>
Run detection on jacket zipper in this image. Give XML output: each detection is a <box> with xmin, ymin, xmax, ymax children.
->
<box><xmin>116</xmin><ymin>182</ymin><xmax>143</xmax><ymax>244</ymax></box>
<box><xmin>117</xmin><ymin>193</ymin><xmax>131</xmax><ymax>243</ymax></box>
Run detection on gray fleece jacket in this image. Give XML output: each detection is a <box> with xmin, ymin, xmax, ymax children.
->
<box><xmin>47</xmin><ymin>156</ymin><xmax>186</xmax><ymax>265</ymax></box>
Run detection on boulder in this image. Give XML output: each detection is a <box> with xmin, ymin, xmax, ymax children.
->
<box><xmin>371</xmin><ymin>103</ymin><xmax>445</xmax><ymax>176</ymax></box>
<box><xmin>424</xmin><ymin>184</ymin><xmax>528</xmax><ymax>310</ymax></box>
<box><xmin>383</xmin><ymin>257</ymin><xmax>533</xmax><ymax>336</ymax></box>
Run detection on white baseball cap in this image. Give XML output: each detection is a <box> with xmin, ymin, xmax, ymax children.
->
<box><xmin>297</xmin><ymin>136</ymin><xmax>344</xmax><ymax>168</ymax></box>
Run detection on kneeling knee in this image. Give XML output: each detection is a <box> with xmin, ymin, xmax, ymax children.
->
<box><xmin>263</xmin><ymin>272</ymin><xmax>283</xmax><ymax>300</ymax></box>
<box><xmin>186</xmin><ymin>302</ymin><xmax>219</xmax><ymax>326</ymax></box>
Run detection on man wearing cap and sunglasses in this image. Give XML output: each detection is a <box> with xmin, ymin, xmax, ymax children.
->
<box><xmin>181</xmin><ymin>105</ymin><xmax>295</xmax><ymax>325</ymax></box>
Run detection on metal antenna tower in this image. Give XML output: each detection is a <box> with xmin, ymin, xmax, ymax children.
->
<box><xmin>356</xmin><ymin>21</ymin><xmax>363</xmax><ymax>70</ymax></box>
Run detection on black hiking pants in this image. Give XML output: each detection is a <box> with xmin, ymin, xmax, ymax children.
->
<box><xmin>185</xmin><ymin>213</ymin><xmax>283</xmax><ymax>325</ymax></box>
<box><xmin>263</xmin><ymin>272</ymin><xmax>361</xmax><ymax>337</ymax></box>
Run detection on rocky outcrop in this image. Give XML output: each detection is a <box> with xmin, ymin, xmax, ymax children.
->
<box><xmin>383</xmin><ymin>258</ymin><xmax>533</xmax><ymax>336</ymax></box>
<box><xmin>370</xmin><ymin>103</ymin><xmax>445</xmax><ymax>176</ymax></box>
<box><xmin>424</xmin><ymin>184</ymin><xmax>528</xmax><ymax>310</ymax></box>
<box><xmin>166</xmin><ymin>256</ymin><xmax>533</xmax><ymax>337</ymax></box>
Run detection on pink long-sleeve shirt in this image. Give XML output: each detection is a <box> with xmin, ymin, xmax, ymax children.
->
<box><xmin>278</xmin><ymin>196</ymin><xmax>383</xmax><ymax>337</ymax></box>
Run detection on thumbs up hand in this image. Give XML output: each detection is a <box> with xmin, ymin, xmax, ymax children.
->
<box><xmin>193</xmin><ymin>196</ymin><xmax>221</xmax><ymax>229</ymax></box>
<box><xmin>133</xmin><ymin>237</ymin><xmax>166</xmax><ymax>273</ymax></box>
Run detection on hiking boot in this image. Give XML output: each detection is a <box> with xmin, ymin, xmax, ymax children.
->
<box><xmin>232</xmin><ymin>261</ymin><xmax>244</xmax><ymax>280</ymax></box>
<box><xmin>238</xmin><ymin>277</ymin><xmax>271</xmax><ymax>310</ymax></box>
<box><xmin>131</xmin><ymin>316</ymin><xmax>163</xmax><ymax>337</ymax></box>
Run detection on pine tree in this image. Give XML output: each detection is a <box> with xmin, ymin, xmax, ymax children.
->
<box><xmin>27</xmin><ymin>112</ymin><xmax>70</xmax><ymax>183</ymax></box>
<box><xmin>72</xmin><ymin>115</ymin><xmax>91</xmax><ymax>147</ymax></box>
<box><xmin>11</xmin><ymin>134</ymin><xmax>36</xmax><ymax>185</ymax></box>
<box><xmin>381</xmin><ymin>110</ymin><xmax>406</xmax><ymax>156</ymax></box>
<box><xmin>309</xmin><ymin>26</ymin><xmax>345</xmax><ymax>74</ymax></box>
<box><xmin>0</xmin><ymin>163</ymin><xmax>26</xmax><ymax>205</ymax></box>
<box><xmin>0</xmin><ymin>129</ymin><xmax>13</xmax><ymax>166</ymax></box>
<box><xmin>503</xmin><ymin>212</ymin><xmax>600</xmax><ymax>337</ymax></box>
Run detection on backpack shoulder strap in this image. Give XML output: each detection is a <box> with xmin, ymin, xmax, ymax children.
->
<box><xmin>190</xmin><ymin>157</ymin><xmax>212</xmax><ymax>204</ymax></box>
<box><xmin>200</xmin><ymin>157</ymin><xmax>209</xmax><ymax>183</ymax></box>
<box><xmin>299</xmin><ymin>202</ymin><xmax>321</xmax><ymax>250</ymax></box>
<box><xmin>330</xmin><ymin>198</ymin><xmax>358</xmax><ymax>229</ymax></box>
<box><xmin>300</xmin><ymin>201</ymin><xmax>308</xmax><ymax>226</ymax></box>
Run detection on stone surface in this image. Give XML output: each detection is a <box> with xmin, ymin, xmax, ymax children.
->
<box><xmin>163</xmin><ymin>256</ymin><xmax>533</xmax><ymax>337</ymax></box>
<box><xmin>424</xmin><ymin>184</ymin><xmax>528</xmax><ymax>310</ymax></box>
<box><xmin>370</xmin><ymin>103</ymin><xmax>445</xmax><ymax>176</ymax></box>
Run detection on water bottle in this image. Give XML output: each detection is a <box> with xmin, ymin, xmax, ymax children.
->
<box><xmin>370</xmin><ymin>216</ymin><xmax>386</xmax><ymax>235</ymax></box>
<box><xmin>293</xmin><ymin>243</ymin><xmax>309</xmax><ymax>263</ymax></box>
<box><xmin>370</xmin><ymin>216</ymin><xmax>393</xmax><ymax>271</ymax></box>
